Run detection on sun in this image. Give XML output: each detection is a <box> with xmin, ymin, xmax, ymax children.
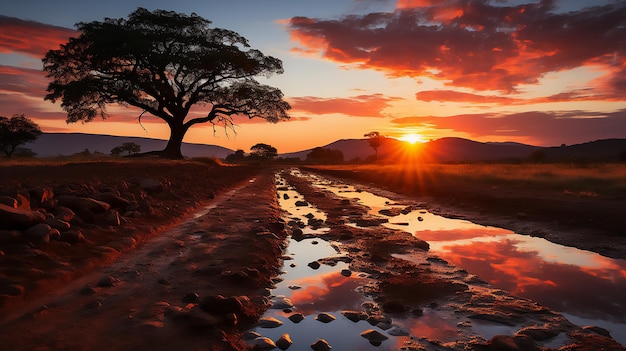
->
<box><xmin>399</xmin><ymin>133</ymin><xmax>424</xmax><ymax>144</ymax></box>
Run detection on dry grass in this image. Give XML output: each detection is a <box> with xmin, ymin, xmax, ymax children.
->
<box><xmin>311</xmin><ymin>163</ymin><xmax>626</xmax><ymax>197</ymax></box>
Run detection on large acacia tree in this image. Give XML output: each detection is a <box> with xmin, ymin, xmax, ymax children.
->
<box><xmin>43</xmin><ymin>8</ymin><xmax>290</xmax><ymax>159</ymax></box>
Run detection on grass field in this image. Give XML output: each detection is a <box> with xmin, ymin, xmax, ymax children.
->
<box><xmin>309</xmin><ymin>162</ymin><xmax>626</xmax><ymax>198</ymax></box>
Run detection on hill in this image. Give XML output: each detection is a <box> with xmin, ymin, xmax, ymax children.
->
<box><xmin>280</xmin><ymin>137</ymin><xmax>626</xmax><ymax>163</ymax></box>
<box><xmin>25</xmin><ymin>133</ymin><xmax>234</xmax><ymax>158</ymax></box>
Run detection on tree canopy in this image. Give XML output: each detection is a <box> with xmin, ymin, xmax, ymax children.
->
<box><xmin>364</xmin><ymin>131</ymin><xmax>383</xmax><ymax>157</ymax></box>
<box><xmin>0</xmin><ymin>115</ymin><xmax>42</xmax><ymax>157</ymax></box>
<box><xmin>43</xmin><ymin>8</ymin><xmax>290</xmax><ymax>159</ymax></box>
<box><xmin>111</xmin><ymin>142</ymin><xmax>141</xmax><ymax>156</ymax></box>
<box><xmin>249</xmin><ymin>143</ymin><xmax>277</xmax><ymax>160</ymax></box>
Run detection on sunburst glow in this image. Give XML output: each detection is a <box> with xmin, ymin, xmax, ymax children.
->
<box><xmin>399</xmin><ymin>133</ymin><xmax>425</xmax><ymax>144</ymax></box>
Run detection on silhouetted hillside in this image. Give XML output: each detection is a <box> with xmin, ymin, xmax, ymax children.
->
<box><xmin>25</xmin><ymin>133</ymin><xmax>234</xmax><ymax>158</ymax></box>
<box><xmin>280</xmin><ymin>137</ymin><xmax>626</xmax><ymax>163</ymax></box>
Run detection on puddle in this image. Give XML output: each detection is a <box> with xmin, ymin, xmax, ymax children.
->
<box><xmin>300</xmin><ymin>169</ymin><xmax>626</xmax><ymax>346</ymax></box>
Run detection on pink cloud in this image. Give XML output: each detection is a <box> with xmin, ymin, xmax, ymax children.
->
<box><xmin>286</xmin><ymin>2</ymin><xmax>626</xmax><ymax>95</ymax></box>
<box><xmin>0</xmin><ymin>16</ymin><xmax>76</xmax><ymax>57</ymax></box>
<box><xmin>289</xmin><ymin>93</ymin><xmax>400</xmax><ymax>117</ymax></box>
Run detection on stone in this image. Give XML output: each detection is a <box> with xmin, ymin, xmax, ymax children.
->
<box><xmin>271</xmin><ymin>295</ymin><xmax>294</xmax><ymax>309</ymax></box>
<box><xmin>340</xmin><ymin>269</ymin><xmax>352</xmax><ymax>277</ymax></box>
<box><xmin>250</xmin><ymin>337</ymin><xmax>276</xmax><ymax>350</ymax></box>
<box><xmin>52</xmin><ymin>206</ymin><xmax>75</xmax><ymax>222</ymax></box>
<box><xmin>487</xmin><ymin>335</ymin><xmax>536</xmax><ymax>351</ymax></box>
<box><xmin>139</xmin><ymin>178</ymin><xmax>163</xmax><ymax>193</ymax></box>
<box><xmin>360</xmin><ymin>329</ymin><xmax>389</xmax><ymax>342</ymax></box>
<box><xmin>200</xmin><ymin>295</ymin><xmax>244</xmax><ymax>315</ymax></box>
<box><xmin>182</xmin><ymin>292</ymin><xmax>200</xmax><ymax>303</ymax></box>
<box><xmin>288</xmin><ymin>313</ymin><xmax>305</xmax><ymax>323</ymax></box>
<box><xmin>59</xmin><ymin>230</ymin><xmax>85</xmax><ymax>243</ymax></box>
<box><xmin>315</xmin><ymin>313</ymin><xmax>336</xmax><ymax>323</ymax></box>
<box><xmin>294</xmin><ymin>200</ymin><xmax>308</xmax><ymax>207</ymax></box>
<box><xmin>23</xmin><ymin>223</ymin><xmax>55</xmax><ymax>244</ymax></box>
<box><xmin>28</xmin><ymin>187</ymin><xmax>54</xmax><ymax>208</ymax></box>
<box><xmin>307</xmin><ymin>261</ymin><xmax>321</xmax><ymax>270</ymax></box>
<box><xmin>0</xmin><ymin>230</ymin><xmax>22</xmax><ymax>244</ymax></box>
<box><xmin>56</xmin><ymin>195</ymin><xmax>111</xmax><ymax>214</ymax></box>
<box><xmin>387</xmin><ymin>326</ymin><xmax>410</xmax><ymax>336</ymax></box>
<box><xmin>0</xmin><ymin>196</ymin><xmax>17</xmax><ymax>208</ymax></box>
<box><xmin>341</xmin><ymin>310</ymin><xmax>366</xmax><ymax>323</ymax></box>
<box><xmin>258</xmin><ymin>316</ymin><xmax>283</xmax><ymax>328</ymax></box>
<box><xmin>310</xmin><ymin>339</ymin><xmax>332</xmax><ymax>351</ymax></box>
<box><xmin>0</xmin><ymin>203</ymin><xmax>46</xmax><ymax>230</ymax></box>
<box><xmin>93</xmin><ymin>192</ymin><xmax>130</xmax><ymax>209</ymax></box>
<box><xmin>276</xmin><ymin>334</ymin><xmax>293</xmax><ymax>350</ymax></box>
<box><xmin>45</xmin><ymin>217</ymin><xmax>71</xmax><ymax>231</ymax></box>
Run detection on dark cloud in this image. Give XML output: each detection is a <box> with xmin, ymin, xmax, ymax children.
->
<box><xmin>289</xmin><ymin>93</ymin><xmax>400</xmax><ymax>116</ymax></box>
<box><xmin>0</xmin><ymin>16</ymin><xmax>76</xmax><ymax>57</ymax></box>
<box><xmin>391</xmin><ymin>109</ymin><xmax>626</xmax><ymax>145</ymax></box>
<box><xmin>287</xmin><ymin>1</ymin><xmax>626</xmax><ymax>94</ymax></box>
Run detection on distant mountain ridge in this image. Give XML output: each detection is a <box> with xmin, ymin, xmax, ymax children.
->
<box><xmin>280</xmin><ymin>137</ymin><xmax>626</xmax><ymax>162</ymax></box>
<box><xmin>25</xmin><ymin>133</ymin><xmax>234</xmax><ymax>158</ymax></box>
<box><xmin>23</xmin><ymin>133</ymin><xmax>626</xmax><ymax>162</ymax></box>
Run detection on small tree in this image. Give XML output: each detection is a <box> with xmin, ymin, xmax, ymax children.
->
<box><xmin>0</xmin><ymin>115</ymin><xmax>42</xmax><ymax>157</ymax></box>
<box><xmin>306</xmin><ymin>147</ymin><xmax>344</xmax><ymax>164</ymax></box>
<box><xmin>250</xmin><ymin>143</ymin><xmax>277</xmax><ymax>160</ymax></box>
<box><xmin>225</xmin><ymin>149</ymin><xmax>246</xmax><ymax>163</ymax></box>
<box><xmin>43</xmin><ymin>8</ymin><xmax>290</xmax><ymax>159</ymax></box>
<box><xmin>111</xmin><ymin>142</ymin><xmax>141</xmax><ymax>156</ymax></box>
<box><xmin>364</xmin><ymin>131</ymin><xmax>383</xmax><ymax>158</ymax></box>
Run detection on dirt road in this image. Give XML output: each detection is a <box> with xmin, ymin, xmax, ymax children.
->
<box><xmin>1</xmin><ymin>167</ymin><xmax>624</xmax><ymax>350</ymax></box>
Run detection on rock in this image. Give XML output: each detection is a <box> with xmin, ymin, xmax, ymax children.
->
<box><xmin>23</xmin><ymin>223</ymin><xmax>55</xmax><ymax>244</ymax></box>
<box><xmin>28</xmin><ymin>187</ymin><xmax>54</xmax><ymax>208</ymax></box>
<box><xmin>310</xmin><ymin>339</ymin><xmax>332</xmax><ymax>351</ymax></box>
<box><xmin>0</xmin><ymin>230</ymin><xmax>22</xmax><ymax>244</ymax></box>
<box><xmin>243</xmin><ymin>331</ymin><xmax>261</xmax><ymax>340</ymax></box>
<box><xmin>276</xmin><ymin>334</ymin><xmax>293</xmax><ymax>350</ymax></box>
<box><xmin>182</xmin><ymin>292</ymin><xmax>200</xmax><ymax>304</ymax></box>
<box><xmin>294</xmin><ymin>200</ymin><xmax>308</xmax><ymax>207</ymax></box>
<box><xmin>283</xmin><ymin>193</ymin><xmax>290</xmax><ymax>200</ymax></box>
<box><xmin>52</xmin><ymin>206</ymin><xmax>75</xmax><ymax>222</ymax></box>
<box><xmin>271</xmin><ymin>295</ymin><xmax>294</xmax><ymax>309</ymax></box>
<box><xmin>382</xmin><ymin>300</ymin><xmax>408</xmax><ymax>313</ymax></box>
<box><xmin>307</xmin><ymin>261</ymin><xmax>321</xmax><ymax>270</ymax></box>
<box><xmin>340</xmin><ymin>269</ymin><xmax>352</xmax><ymax>277</ymax></box>
<box><xmin>97</xmin><ymin>275</ymin><xmax>119</xmax><ymax>287</ymax></box>
<box><xmin>200</xmin><ymin>295</ymin><xmax>244</xmax><ymax>315</ymax></box>
<box><xmin>59</xmin><ymin>229</ymin><xmax>85</xmax><ymax>243</ymax></box>
<box><xmin>487</xmin><ymin>335</ymin><xmax>536</xmax><ymax>351</ymax></box>
<box><xmin>288</xmin><ymin>313</ymin><xmax>305</xmax><ymax>323</ymax></box>
<box><xmin>315</xmin><ymin>313</ymin><xmax>336</xmax><ymax>323</ymax></box>
<box><xmin>93</xmin><ymin>192</ymin><xmax>130</xmax><ymax>209</ymax></box>
<box><xmin>0</xmin><ymin>203</ymin><xmax>46</xmax><ymax>229</ymax></box>
<box><xmin>387</xmin><ymin>326</ymin><xmax>410</xmax><ymax>336</ymax></box>
<box><xmin>139</xmin><ymin>178</ymin><xmax>163</xmax><ymax>193</ymax></box>
<box><xmin>258</xmin><ymin>316</ymin><xmax>283</xmax><ymax>328</ymax></box>
<box><xmin>45</xmin><ymin>217</ymin><xmax>71</xmax><ymax>231</ymax></box>
<box><xmin>250</xmin><ymin>337</ymin><xmax>276</xmax><ymax>350</ymax></box>
<box><xmin>98</xmin><ymin>210</ymin><xmax>121</xmax><ymax>226</ymax></box>
<box><xmin>56</xmin><ymin>195</ymin><xmax>111</xmax><ymax>214</ymax></box>
<box><xmin>360</xmin><ymin>329</ymin><xmax>389</xmax><ymax>342</ymax></box>
<box><xmin>0</xmin><ymin>196</ymin><xmax>17</xmax><ymax>208</ymax></box>
<box><xmin>341</xmin><ymin>310</ymin><xmax>366</xmax><ymax>323</ymax></box>
<box><xmin>183</xmin><ymin>307</ymin><xmax>220</xmax><ymax>329</ymax></box>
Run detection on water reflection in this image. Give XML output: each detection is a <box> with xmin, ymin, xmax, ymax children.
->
<box><xmin>304</xmin><ymin>170</ymin><xmax>626</xmax><ymax>346</ymax></box>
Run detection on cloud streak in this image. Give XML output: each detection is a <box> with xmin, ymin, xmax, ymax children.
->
<box><xmin>286</xmin><ymin>1</ymin><xmax>626</xmax><ymax>96</ymax></box>
<box><xmin>290</xmin><ymin>93</ymin><xmax>400</xmax><ymax>116</ymax></box>
<box><xmin>0</xmin><ymin>16</ymin><xmax>76</xmax><ymax>57</ymax></box>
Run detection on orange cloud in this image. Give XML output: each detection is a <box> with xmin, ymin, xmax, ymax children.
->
<box><xmin>415</xmin><ymin>88</ymin><xmax>626</xmax><ymax>105</ymax></box>
<box><xmin>289</xmin><ymin>93</ymin><xmax>400</xmax><ymax>117</ymax></box>
<box><xmin>0</xmin><ymin>16</ymin><xmax>76</xmax><ymax>57</ymax></box>
<box><xmin>286</xmin><ymin>2</ymin><xmax>626</xmax><ymax>95</ymax></box>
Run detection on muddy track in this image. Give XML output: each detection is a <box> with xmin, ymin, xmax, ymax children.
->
<box><xmin>1</xmin><ymin>167</ymin><xmax>624</xmax><ymax>351</ymax></box>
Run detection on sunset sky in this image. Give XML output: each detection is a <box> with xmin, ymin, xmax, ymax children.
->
<box><xmin>1</xmin><ymin>0</ymin><xmax>625</xmax><ymax>153</ymax></box>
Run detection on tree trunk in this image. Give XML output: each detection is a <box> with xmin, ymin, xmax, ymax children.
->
<box><xmin>160</xmin><ymin>122</ymin><xmax>187</xmax><ymax>159</ymax></box>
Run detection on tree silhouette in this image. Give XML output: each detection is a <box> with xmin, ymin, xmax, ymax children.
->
<box><xmin>43</xmin><ymin>8</ymin><xmax>290</xmax><ymax>159</ymax></box>
<box><xmin>306</xmin><ymin>147</ymin><xmax>344</xmax><ymax>164</ymax></box>
<box><xmin>250</xmin><ymin>143</ymin><xmax>277</xmax><ymax>160</ymax></box>
<box><xmin>364</xmin><ymin>131</ymin><xmax>383</xmax><ymax>158</ymax></box>
<box><xmin>0</xmin><ymin>115</ymin><xmax>42</xmax><ymax>157</ymax></box>
<box><xmin>111</xmin><ymin>142</ymin><xmax>141</xmax><ymax>156</ymax></box>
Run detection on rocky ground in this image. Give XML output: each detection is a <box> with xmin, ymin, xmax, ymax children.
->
<box><xmin>0</xmin><ymin>161</ymin><xmax>624</xmax><ymax>350</ymax></box>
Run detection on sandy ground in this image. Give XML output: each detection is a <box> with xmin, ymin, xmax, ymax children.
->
<box><xmin>1</xmin><ymin>162</ymin><xmax>624</xmax><ymax>350</ymax></box>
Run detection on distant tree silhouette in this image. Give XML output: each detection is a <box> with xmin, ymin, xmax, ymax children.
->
<box><xmin>225</xmin><ymin>149</ymin><xmax>246</xmax><ymax>163</ymax></box>
<box><xmin>250</xmin><ymin>143</ymin><xmax>277</xmax><ymax>160</ymax></box>
<box><xmin>43</xmin><ymin>8</ymin><xmax>290</xmax><ymax>159</ymax></box>
<box><xmin>111</xmin><ymin>142</ymin><xmax>141</xmax><ymax>156</ymax></box>
<box><xmin>306</xmin><ymin>147</ymin><xmax>344</xmax><ymax>164</ymax></box>
<box><xmin>364</xmin><ymin>131</ymin><xmax>383</xmax><ymax>158</ymax></box>
<box><xmin>0</xmin><ymin>115</ymin><xmax>42</xmax><ymax>157</ymax></box>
